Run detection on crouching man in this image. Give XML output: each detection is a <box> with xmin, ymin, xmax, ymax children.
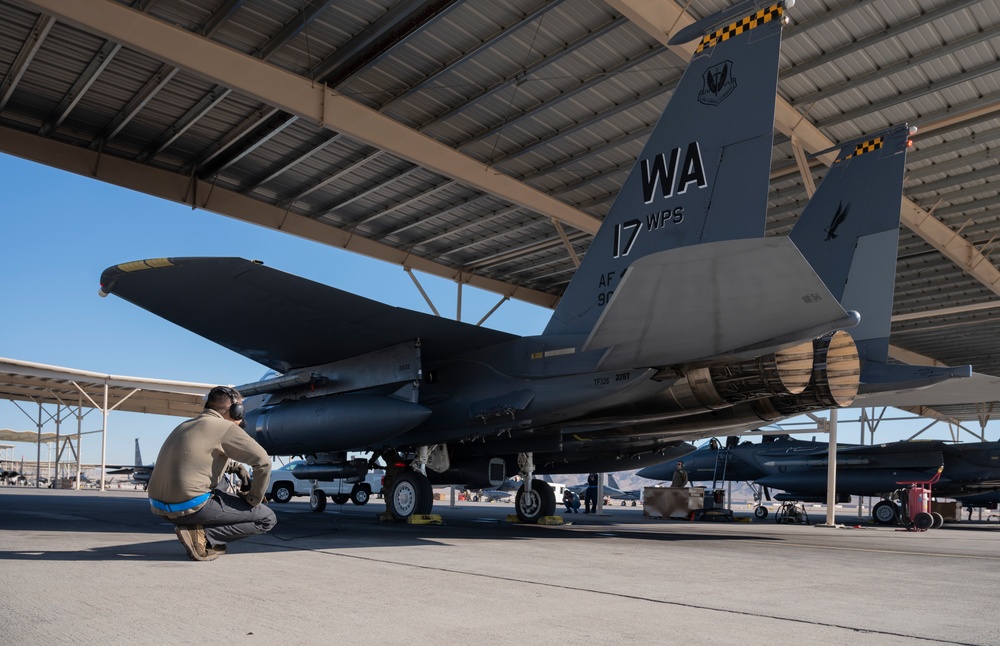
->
<box><xmin>147</xmin><ymin>386</ymin><xmax>275</xmax><ymax>561</ymax></box>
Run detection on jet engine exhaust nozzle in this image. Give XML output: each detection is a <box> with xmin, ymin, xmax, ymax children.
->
<box><xmin>686</xmin><ymin>340</ymin><xmax>815</xmax><ymax>409</ymax></box>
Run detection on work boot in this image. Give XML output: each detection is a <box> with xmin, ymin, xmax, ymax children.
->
<box><xmin>174</xmin><ymin>525</ymin><xmax>217</xmax><ymax>561</ymax></box>
<box><xmin>205</xmin><ymin>543</ymin><xmax>228</xmax><ymax>557</ymax></box>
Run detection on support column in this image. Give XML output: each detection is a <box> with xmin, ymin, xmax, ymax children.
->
<box><xmin>823</xmin><ymin>408</ymin><xmax>839</xmax><ymax>526</ymax></box>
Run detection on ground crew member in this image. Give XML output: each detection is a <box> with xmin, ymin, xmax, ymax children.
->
<box><xmin>671</xmin><ymin>461</ymin><xmax>689</xmax><ymax>488</ymax></box>
<box><xmin>585</xmin><ymin>472</ymin><xmax>599</xmax><ymax>513</ymax></box>
<box><xmin>147</xmin><ymin>386</ymin><xmax>275</xmax><ymax>561</ymax></box>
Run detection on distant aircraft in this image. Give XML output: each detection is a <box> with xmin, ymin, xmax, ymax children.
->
<box><xmin>96</xmin><ymin>1</ymin><xmax>979</xmax><ymax>525</ymax></box>
<box><xmin>637</xmin><ymin>435</ymin><xmax>1000</xmax><ymax>523</ymax></box>
<box><xmin>563</xmin><ymin>474</ymin><xmax>641</xmax><ymax>506</ymax></box>
<box><xmin>105</xmin><ymin>439</ymin><xmax>154</xmax><ymax>489</ymax></box>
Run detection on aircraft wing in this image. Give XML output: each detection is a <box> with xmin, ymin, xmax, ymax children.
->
<box><xmin>99</xmin><ymin>258</ymin><xmax>517</xmax><ymax>371</ymax></box>
<box><xmin>584</xmin><ymin>238</ymin><xmax>857</xmax><ymax>370</ymax></box>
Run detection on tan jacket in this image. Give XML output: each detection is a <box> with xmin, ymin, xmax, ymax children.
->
<box><xmin>147</xmin><ymin>409</ymin><xmax>271</xmax><ymax>516</ymax></box>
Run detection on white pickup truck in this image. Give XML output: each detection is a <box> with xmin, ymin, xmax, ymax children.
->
<box><xmin>266</xmin><ymin>460</ymin><xmax>383</xmax><ymax>510</ymax></box>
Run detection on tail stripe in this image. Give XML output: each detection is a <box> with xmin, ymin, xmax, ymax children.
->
<box><xmin>696</xmin><ymin>4</ymin><xmax>783</xmax><ymax>53</ymax></box>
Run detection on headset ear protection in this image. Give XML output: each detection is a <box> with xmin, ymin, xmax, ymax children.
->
<box><xmin>211</xmin><ymin>386</ymin><xmax>244</xmax><ymax>421</ymax></box>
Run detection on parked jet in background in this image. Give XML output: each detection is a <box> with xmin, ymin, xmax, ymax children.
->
<box><xmin>563</xmin><ymin>473</ymin><xmax>642</xmax><ymax>505</ymax></box>
<box><xmin>97</xmin><ymin>0</ymin><xmax>975</xmax><ymax>525</ymax></box>
<box><xmin>105</xmin><ymin>439</ymin><xmax>154</xmax><ymax>490</ymax></box>
<box><xmin>637</xmin><ymin>435</ymin><xmax>1000</xmax><ymax>523</ymax></box>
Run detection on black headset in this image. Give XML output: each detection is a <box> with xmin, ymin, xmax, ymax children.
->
<box><xmin>210</xmin><ymin>386</ymin><xmax>244</xmax><ymax>421</ymax></box>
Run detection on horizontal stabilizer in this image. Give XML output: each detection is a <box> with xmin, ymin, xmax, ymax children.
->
<box><xmin>583</xmin><ymin>238</ymin><xmax>853</xmax><ymax>370</ymax></box>
<box><xmin>99</xmin><ymin>257</ymin><xmax>516</xmax><ymax>371</ymax></box>
<box><xmin>853</xmin><ymin>371</ymin><xmax>1000</xmax><ymax>409</ymax></box>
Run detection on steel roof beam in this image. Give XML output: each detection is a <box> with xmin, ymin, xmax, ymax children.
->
<box><xmin>244</xmin><ymin>133</ymin><xmax>343</xmax><ymax>195</ymax></box>
<box><xmin>319</xmin><ymin>166</ymin><xmax>425</xmax><ymax>218</ymax></box>
<box><xmin>387</xmin><ymin>193</ymin><xmax>491</xmax><ymax>239</ymax></box>
<box><xmin>137</xmin><ymin>0</ymin><xmax>336</xmax><ymax>165</ymax></box>
<box><xmin>88</xmin><ymin>0</ymin><xmax>243</xmax><ymax>152</ymax></box>
<box><xmin>815</xmin><ymin>62</ymin><xmax>1000</xmax><ymax>130</ymax></box>
<box><xmin>0</xmin><ymin>13</ymin><xmax>53</xmax><ymax>112</ymax></box>
<box><xmin>791</xmin><ymin>23</ymin><xmax>1000</xmax><ymax>108</ymax></box>
<box><xmin>38</xmin><ymin>40</ymin><xmax>120</xmax><ymax>137</ymax></box>
<box><xmin>22</xmin><ymin>0</ymin><xmax>600</xmax><ymax>235</ymax></box>
<box><xmin>409</xmin><ymin>205</ymin><xmax>523</xmax><ymax>249</ymax></box>
<box><xmin>235</xmin><ymin>3</ymin><xmax>550</xmax><ymax>192</ymax></box>
<box><xmin>781</xmin><ymin>0</ymin><xmax>980</xmax><ymax>80</ymax></box>
<box><xmin>197</xmin><ymin>0</ymin><xmax>436</xmax><ymax>178</ymax></box>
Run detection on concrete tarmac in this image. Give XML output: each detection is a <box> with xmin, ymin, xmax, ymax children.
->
<box><xmin>1</xmin><ymin>487</ymin><xmax>998</xmax><ymax>645</ymax></box>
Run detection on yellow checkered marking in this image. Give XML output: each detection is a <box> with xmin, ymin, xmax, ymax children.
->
<box><xmin>696</xmin><ymin>4</ymin><xmax>784</xmax><ymax>53</ymax></box>
<box><xmin>116</xmin><ymin>258</ymin><xmax>174</xmax><ymax>272</ymax></box>
<box><xmin>851</xmin><ymin>136</ymin><xmax>884</xmax><ymax>157</ymax></box>
<box><xmin>835</xmin><ymin>136</ymin><xmax>885</xmax><ymax>164</ymax></box>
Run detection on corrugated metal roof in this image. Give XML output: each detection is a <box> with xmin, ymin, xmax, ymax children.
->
<box><xmin>2</xmin><ymin>0</ymin><xmax>1000</xmax><ymax>423</ymax></box>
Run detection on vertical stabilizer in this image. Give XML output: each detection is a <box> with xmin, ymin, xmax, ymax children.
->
<box><xmin>789</xmin><ymin>125</ymin><xmax>910</xmax><ymax>363</ymax></box>
<box><xmin>545</xmin><ymin>1</ymin><xmax>788</xmax><ymax>337</ymax></box>
<box><xmin>135</xmin><ymin>438</ymin><xmax>142</xmax><ymax>466</ymax></box>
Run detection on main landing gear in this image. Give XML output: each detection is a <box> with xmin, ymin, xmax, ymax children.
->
<box><xmin>385</xmin><ymin>446</ymin><xmax>436</xmax><ymax>521</ymax></box>
<box><xmin>513</xmin><ymin>452</ymin><xmax>556</xmax><ymax>523</ymax></box>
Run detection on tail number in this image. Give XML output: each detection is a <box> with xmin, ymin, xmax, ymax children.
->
<box><xmin>613</xmin><ymin>219</ymin><xmax>640</xmax><ymax>258</ymax></box>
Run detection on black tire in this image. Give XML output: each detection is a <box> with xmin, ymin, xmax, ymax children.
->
<box><xmin>930</xmin><ymin>511</ymin><xmax>944</xmax><ymax>529</ymax></box>
<box><xmin>271</xmin><ymin>483</ymin><xmax>294</xmax><ymax>504</ymax></box>
<box><xmin>389</xmin><ymin>471</ymin><xmax>432</xmax><ymax>519</ymax></box>
<box><xmin>914</xmin><ymin>511</ymin><xmax>934</xmax><ymax>530</ymax></box>
<box><xmin>332</xmin><ymin>494</ymin><xmax>349</xmax><ymax>505</ymax></box>
<box><xmin>515</xmin><ymin>480</ymin><xmax>556</xmax><ymax>523</ymax></box>
<box><xmin>872</xmin><ymin>500</ymin><xmax>899</xmax><ymax>525</ymax></box>
<box><xmin>754</xmin><ymin>506</ymin><xmax>769</xmax><ymax>519</ymax></box>
<box><xmin>415</xmin><ymin>471</ymin><xmax>434</xmax><ymax>515</ymax></box>
<box><xmin>351</xmin><ymin>484</ymin><xmax>371</xmax><ymax>506</ymax></box>
<box><xmin>310</xmin><ymin>490</ymin><xmax>327</xmax><ymax>512</ymax></box>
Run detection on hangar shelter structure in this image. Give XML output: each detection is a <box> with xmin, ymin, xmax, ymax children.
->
<box><xmin>0</xmin><ymin>357</ymin><xmax>213</xmax><ymax>490</ymax></box>
<box><xmin>1</xmin><ymin>0</ymin><xmax>1000</xmax><ymax>431</ymax></box>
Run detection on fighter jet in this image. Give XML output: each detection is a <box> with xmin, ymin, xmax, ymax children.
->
<box><xmin>562</xmin><ymin>474</ymin><xmax>641</xmax><ymax>505</ymax></box>
<box><xmin>637</xmin><ymin>435</ymin><xmax>1000</xmax><ymax>524</ymax></box>
<box><xmin>105</xmin><ymin>439</ymin><xmax>154</xmax><ymax>489</ymax></box>
<box><xmin>96</xmin><ymin>1</ymin><xmax>972</xmax><ymax>524</ymax></box>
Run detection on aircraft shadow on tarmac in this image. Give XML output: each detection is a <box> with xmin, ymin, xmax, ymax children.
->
<box><xmin>0</xmin><ymin>493</ymin><xmax>783</xmax><ymax>562</ymax></box>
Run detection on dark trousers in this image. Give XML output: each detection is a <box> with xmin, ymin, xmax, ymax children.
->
<box><xmin>171</xmin><ymin>489</ymin><xmax>276</xmax><ymax>547</ymax></box>
<box><xmin>585</xmin><ymin>488</ymin><xmax>597</xmax><ymax>513</ymax></box>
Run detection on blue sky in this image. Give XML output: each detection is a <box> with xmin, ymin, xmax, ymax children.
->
<box><xmin>0</xmin><ymin>152</ymin><xmax>994</xmax><ymax>469</ymax></box>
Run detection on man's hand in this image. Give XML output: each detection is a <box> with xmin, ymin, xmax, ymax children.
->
<box><xmin>227</xmin><ymin>462</ymin><xmax>252</xmax><ymax>492</ymax></box>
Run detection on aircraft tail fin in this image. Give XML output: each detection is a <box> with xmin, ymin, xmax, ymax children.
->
<box><xmin>134</xmin><ymin>438</ymin><xmax>142</xmax><ymax>466</ymax></box>
<box><xmin>789</xmin><ymin>125</ymin><xmax>911</xmax><ymax>364</ymax></box>
<box><xmin>545</xmin><ymin>1</ymin><xmax>789</xmax><ymax>337</ymax></box>
<box><xmin>789</xmin><ymin>125</ymin><xmax>972</xmax><ymax>391</ymax></box>
<box><xmin>606</xmin><ymin>473</ymin><xmax>620</xmax><ymax>490</ymax></box>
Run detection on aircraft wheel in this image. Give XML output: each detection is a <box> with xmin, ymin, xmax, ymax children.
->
<box><xmin>389</xmin><ymin>471</ymin><xmax>433</xmax><ymax>519</ymax></box>
<box><xmin>872</xmin><ymin>500</ymin><xmax>899</xmax><ymax>525</ymax></box>
<box><xmin>351</xmin><ymin>484</ymin><xmax>370</xmax><ymax>506</ymax></box>
<box><xmin>754</xmin><ymin>505</ymin><xmax>769</xmax><ymax>519</ymax></box>
<box><xmin>515</xmin><ymin>480</ymin><xmax>556</xmax><ymax>524</ymax></box>
<box><xmin>914</xmin><ymin>511</ymin><xmax>934</xmax><ymax>530</ymax></box>
<box><xmin>272</xmin><ymin>483</ymin><xmax>294</xmax><ymax>503</ymax></box>
<box><xmin>310</xmin><ymin>490</ymin><xmax>327</xmax><ymax>512</ymax></box>
<box><xmin>332</xmin><ymin>494</ymin><xmax>350</xmax><ymax>505</ymax></box>
<box><xmin>930</xmin><ymin>511</ymin><xmax>944</xmax><ymax>529</ymax></box>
